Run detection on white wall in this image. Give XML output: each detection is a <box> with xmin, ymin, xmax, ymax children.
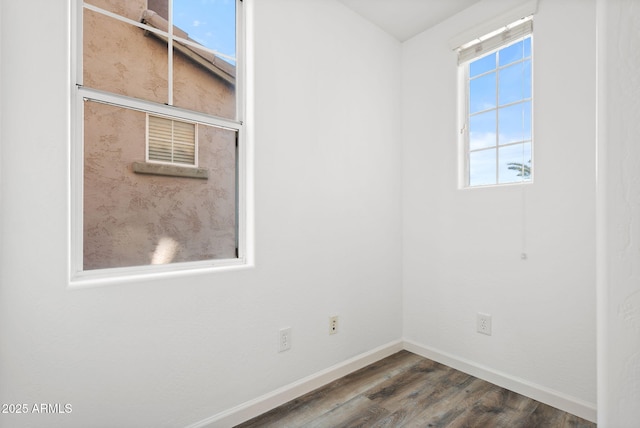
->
<box><xmin>597</xmin><ymin>0</ymin><xmax>640</xmax><ymax>426</ymax></box>
<box><xmin>0</xmin><ymin>0</ymin><xmax>402</xmax><ymax>426</ymax></box>
<box><xmin>12</xmin><ymin>0</ymin><xmax>640</xmax><ymax>425</ymax></box>
<box><xmin>402</xmin><ymin>0</ymin><xmax>596</xmax><ymax>418</ymax></box>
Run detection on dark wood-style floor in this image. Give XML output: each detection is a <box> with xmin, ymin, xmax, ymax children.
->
<box><xmin>236</xmin><ymin>350</ymin><xmax>595</xmax><ymax>428</ymax></box>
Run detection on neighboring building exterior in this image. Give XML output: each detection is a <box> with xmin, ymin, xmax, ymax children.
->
<box><xmin>82</xmin><ymin>0</ymin><xmax>237</xmax><ymax>270</ymax></box>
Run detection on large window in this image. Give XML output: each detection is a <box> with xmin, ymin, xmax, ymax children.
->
<box><xmin>72</xmin><ymin>0</ymin><xmax>245</xmax><ymax>278</ymax></box>
<box><xmin>459</xmin><ymin>18</ymin><xmax>533</xmax><ymax>187</ymax></box>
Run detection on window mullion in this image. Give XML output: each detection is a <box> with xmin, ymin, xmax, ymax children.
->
<box><xmin>465</xmin><ymin>66</ymin><xmax>471</xmax><ymax>187</ymax></box>
<box><xmin>495</xmin><ymin>53</ymin><xmax>500</xmax><ymax>185</ymax></box>
<box><xmin>83</xmin><ymin>3</ymin><xmax>171</xmax><ymax>39</ymax></box>
<box><xmin>78</xmin><ymin>86</ymin><xmax>242</xmax><ymax>131</ymax></box>
<box><xmin>168</xmin><ymin>0</ymin><xmax>174</xmax><ymax>106</ymax></box>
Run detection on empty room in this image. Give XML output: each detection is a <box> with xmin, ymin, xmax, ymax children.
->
<box><xmin>0</xmin><ymin>0</ymin><xmax>638</xmax><ymax>427</ymax></box>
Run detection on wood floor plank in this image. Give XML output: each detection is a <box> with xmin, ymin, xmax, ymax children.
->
<box><xmin>444</xmin><ymin>384</ymin><xmax>539</xmax><ymax>428</ymax></box>
<box><xmin>234</xmin><ymin>351</ymin><xmax>596</xmax><ymax>428</ymax></box>
<box><xmin>399</xmin><ymin>377</ymin><xmax>495</xmax><ymax>427</ymax></box>
<box><xmin>369</xmin><ymin>366</ymin><xmax>479</xmax><ymax>427</ymax></box>
<box><xmin>368</xmin><ymin>366</ymin><xmax>449</xmax><ymax>427</ymax></box>
<box><xmin>236</xmin><ymin>351</ymin><xmax>422</xmax><ymax>428</ymax></box>
<box><xmin>526</xmin><ymin>402</ymin><xmax>596</xmax><ymax>428</ymax></box>
<box><xmin>365</xmin><ymin>358</ymin><xmax>448</xmax><ymax>406</ymax></box>
<box><xmin>300</xmin><ymin>395</ymin><xmax>389</xmax><ymax>428</ymax></box>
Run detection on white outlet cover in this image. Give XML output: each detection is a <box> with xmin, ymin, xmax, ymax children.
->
<box><xmin>477</xmin><ymin>313</ymin><xmax>492</xmax><ymax>336</ymax></box>
<box><xmin>329</xmin><ymin>316</ymin><xmax>338</xmax><ymax>335</ymax></box>
<box><xmin>279</xmin><ymin>327</ymin><xmax>292</xmax><ymax>352</ymax></box>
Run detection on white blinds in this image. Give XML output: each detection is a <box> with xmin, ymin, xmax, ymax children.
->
<box><xmin>457</xmin><ymin>17</ymin><xmax>533</xmax><ymax>65</ymax></box>
<box><xmin>148</xmin><ymin>115</ymin><xmax>196</xmax><ymax>165</ymax></box>
<box><xmin>171</xmin><ymin>120</ymin><xmax>197</xmax><ymax>164</ymax></box>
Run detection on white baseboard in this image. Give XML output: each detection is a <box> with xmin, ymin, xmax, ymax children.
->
<box><xmin>403</xmin><ymin>339</ymin><xmax>597</xmax><ymax>423</ymax></box>
<box><xmin>187</xmin><ymin>339</ymin><xmax>596</xmax><ymax>427</ymax></box>
<box><xmin>186</xmin><ymin>340</ymin><xmax>404</xmax><ymax>428</ymax></box>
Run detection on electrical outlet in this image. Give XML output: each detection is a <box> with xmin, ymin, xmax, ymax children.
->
<box><xmin>477</xmin><ymin>313</ymin><xmax>492</xmax><ymax>336</ymax></box>
<box><xmin>329</xmin><ymin>316</ymin><xmax>338</xmax><ymax>335</ymax></box>
<box><xmin>279</xmin><ymin>327</ymin><xmax>291</xmax><ymax>352</ymax></box>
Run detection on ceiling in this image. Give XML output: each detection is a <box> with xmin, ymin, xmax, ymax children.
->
<box><xmin>337</xmin><ymin>0</ymin><xmax>483</xmax><ymax>42</ymax></box>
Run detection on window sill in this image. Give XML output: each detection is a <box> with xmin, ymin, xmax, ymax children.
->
<box><xmin>68</xmin><ymin>257</ymin><xmax>252</xmax><ymax>289</ymax></box>
<box><xmin>132</xmin><ymin>161</ymin><xmax>208</xmax><ymax>179</ymax></box>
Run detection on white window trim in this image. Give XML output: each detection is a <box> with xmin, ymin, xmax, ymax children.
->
<box><xmin>69</xmin><ymin>0</ymin><xmax>250</xmax><ymax>285</ymax></box>
<box><xmin>457</xmin><ymin>19</ymin><xmax>534</xmax><ymax>189</ymax></box>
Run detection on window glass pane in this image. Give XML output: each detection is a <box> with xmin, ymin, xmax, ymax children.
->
<box><xmin>83</xmin><ymin>101</ymin><xmax>237</xmax><ymax>270</ymax></box>
<box><xmin>498</xmin><ymin>40</ymin><xmax>523</xmax><ymax>67</ymax></box>
<box><xmin>498</xmin><ymin>142</ymin><xmax>531</xmax><ymax>184</ymax></box>
<box><xmin>522</xmin><ymin>59</ymin><xmax>532</xmax><ymax>99</ymax></box>
<box><xmin>469</xmin><ymin>148</ymin><xmax>496</xmax><ymax>186</ymax></box>
<box><xmin>470</xmin><ymin>53</ymin><xmax>496</xmax><ymax>78</ymax></box>
<box><xmin>469</xmin><ymin>110</ymin><xmax>496</xmax><ymax>150</ymax></box>
<box><xmin>524</xmin><ymin>37</ymin><xmax>532</xmax><ymax>58</ymax></box>
<box><xmin>172</xmin><ymin>42</ymin><xmax>237</xmax><ymax>119</ymax></box>
<box><xmin>83</xmin><ymin>9</ymin><xmax>169</xmax><ymax>105</ymax></box>
<box><xmin>147</xmin><ymin>0</ymin><xmax>169</xmax><ymax>20</ymax></box>
<box><xmin>498</xmin><ymin>59</ymin><xmax>531</xmax><ymax>106</ymax></box>
<box><xmin>469</xmin><ymin>72</ymin><xmax>496</xmax><ymax>114</ymax></box>
<box><xmin>84</xmin><ymin>0</ymin><xmax>145</xmax><ymax>22</ymax></box>
<box><xmin>498</xmin><ymin>101</ymin><xmax>531</xmax><ymax>145</ymax></box>
<box><xmin>173</xmin><ymin>0</ymin><xmax>236</xmax><ymax>62</ymax></box>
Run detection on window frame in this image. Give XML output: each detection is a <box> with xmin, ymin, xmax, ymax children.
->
<box><xmin>458</xmin><ymin>19</ymin><xmax>534</xmax><ymax>189</ymax></box>
<box><xmin>69</xmin><ymin>0</ymin><xmax>248</xmax><ymax>284</ymax></box>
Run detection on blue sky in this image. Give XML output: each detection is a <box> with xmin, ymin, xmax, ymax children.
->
<box><xmin>173</xmin><ymin>0</ymin><xmax>236</xmax><ymax>62</ymax></box>
<box><xmin>468</xmin><ymin>37</ymin><xmax>532</xmax><ymax>186</ymax></box>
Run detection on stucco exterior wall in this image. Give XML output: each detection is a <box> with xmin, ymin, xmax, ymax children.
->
<box><xmin>82</xmin><ymin>0</ymin><xmax>237</xmax><ymax>270</ymax></box>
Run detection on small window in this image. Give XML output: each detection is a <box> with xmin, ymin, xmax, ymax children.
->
<box><xmin>459</xmin><ymin>18</ymin><xmax>533</xmax><ymax>187</ymax></box>
<box><xmin>147</xmin><ymin>115</ymin><xmax>197</xmax><ymax>166</ymax></box>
